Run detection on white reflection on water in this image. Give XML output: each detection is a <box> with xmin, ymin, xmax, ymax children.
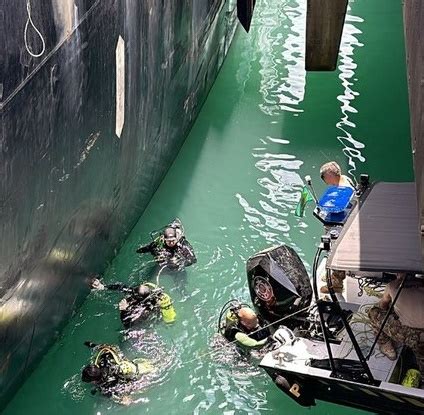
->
<box><xmin>236</xmin><ymin>0</ymin><xmax>308</xmax><ymax>252</ymax></box>
<box><xmin>237</xmin><ymin>134</ymin><xmax>306</xmax><ymax>247</ymax></box>
<box><xmin>257</xmin><ymin>0</ymin><xmax>306</xmax><ymax>115</ymax></box>
<box><xmin>337</xmin><ymin>8</ymin><xmax>366</xmax><ymax>178</ymax></box>
<box><xmin>193</xmin><ymin>333</ymin><xmax>268</xmax><ymax>415</ymax></box>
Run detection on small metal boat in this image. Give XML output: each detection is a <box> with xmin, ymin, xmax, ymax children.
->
<box><xmin>248</xmin><ymin>181</ymin><xmax>424</xmax><ymax>414</ymax></box>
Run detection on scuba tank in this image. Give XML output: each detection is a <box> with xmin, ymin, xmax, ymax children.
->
<box><xmin>219</xmin><ymin>309</ymin><xmax>240</xmax><ymax>341</ymax></box>
<box><xmin>94</xmin><ymin>345</ymin><xmax>122</xmax><ymax>367</ymax></box>
<box><xmin>133</xmin><ymin>358</ymin><xmax>155</xmax><ymax>375</ymax></box>
<box><xmin>158</xmin><ymin>292</ymin><xmax>176</xmax><ymax>323</ymax></box>
<box><xmin>118</xmin><ymin>360</ymin><xmax>139</xmax><ymax>379</ymax></box>
<box><xmin>218</xmin><ymin>300</ymin><xmax>242</xmax><ymax>336</ymax></box>
<box><xmin>94</xmin><ymin>346</ymin><xmax>138</xmax><ymax>380</ymax></box>
<box><xmin>144</xmin><ymin>282</ymin><xmax>176</xmax><ymax>323</ymax></box>
<box><xmin>225</xmin><ymin>309</ymin><xmax>239</xmax><ymax>328</ymax></box>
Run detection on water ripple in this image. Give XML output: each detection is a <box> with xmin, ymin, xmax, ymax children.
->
<box><xmin>337</xmin><ymin>9</ymin><xmax>366</xmax><ymax>178</ymax></box>
<box><xmin>236</xmin><ymin>135</ymin><xmax>306</xmax><ymax>250</ymax></box>
<box><xmin>257</xmin><ymin>0</ymin><xmax>306</xmax><ymax>115</ymax></box>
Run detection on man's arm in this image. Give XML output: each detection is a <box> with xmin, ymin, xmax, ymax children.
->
<box><xmin>105</xmin><ymin>283</ymin><xmax>134</xmax><ymax>294</ymax></box>
<box><xmin>178</xmin><ymin>240</ymin><xmax>197</xmax><ymax>266</ymax></box>
<box><xmin>136</xmin><ymin>241</ymin><xmax>155</xmax><ymax>254</ymax></box>
<box><xmin>234</xmin><ymin>332</ymin><xmax>268</xmax><ymax>349</ymax></box>
<box><xmin>91</xmin><ymin>278</ymin><xmax>134</xmax><ymax>294</ymax></box>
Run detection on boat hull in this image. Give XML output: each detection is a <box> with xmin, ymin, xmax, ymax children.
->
<box><xmin>262</xmin><ymin>365</ymin><xmax>424</xmax><ymax>415</ymax></box>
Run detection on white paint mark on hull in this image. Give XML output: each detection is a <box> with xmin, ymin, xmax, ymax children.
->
<box><xmin>115</xmin><ymin>35</ymin><xmax>125</xmax><ymax>138</ymax></box>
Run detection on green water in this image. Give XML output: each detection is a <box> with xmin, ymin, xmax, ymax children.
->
<box><xmin>4</xmin><ymin>0</ymin><xmax>413</xmax><ymax>414</ymax></box>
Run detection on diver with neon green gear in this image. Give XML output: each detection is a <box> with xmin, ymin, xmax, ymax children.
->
<box><xmin>82</xmin><ymin>341</ymin><xmax>155</xmax><ymax>398</ymax></box>
<box><xmin>91</xmin><ymin>278</ymin><xmax>176</xmax><ymax>326</ymax></box>
<box><xmin>221</xmin><ymin>304</ymin><xmax>271</xmax><ymax>350</ymax></box>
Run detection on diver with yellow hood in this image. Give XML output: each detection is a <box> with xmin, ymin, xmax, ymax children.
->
<box><xmin>91</xmin><ymin>278</ymin><xmax>176</xmax><ymax>326</ymax></box>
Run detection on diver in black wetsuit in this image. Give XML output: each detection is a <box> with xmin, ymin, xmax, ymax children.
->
<box><xmin>136</xmin><ymin>219</ymin><xmax>196</xmax><ymax>270</ymax></box>
<box><xmin>91</xmin><ymin>279</ymin><xmax>176</xmax><ymax>327</ymax></box>
<box><xmin>81</xmin><ymin>341</ymin><xmax>154</xmax><ymax>402</ymax></box>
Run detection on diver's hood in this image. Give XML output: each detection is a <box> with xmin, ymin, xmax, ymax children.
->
<box><xmin>151</xmin><ymin>218</ymin><xmax>185</xmax><ymax>242</ymax></box>
<box><xmin>171</xmin><ymin>227</ymin><xmax>183</xmax><ymax>242</ymax></box>
<box><xmin>246</xmin><ymin>245</ymin><xmax>312</xmax><ymax>322</ymax></box>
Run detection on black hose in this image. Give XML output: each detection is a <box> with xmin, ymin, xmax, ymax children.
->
<box><xmin>216</xmin><ymin>299</ymin><xmax>250</xmax><ymax>333</ymax></box>
<box><xmin>217</xmin><ymin>299</ymin><xmax>238</xmax><ymax>333</ymax></box>
<box><xmin>312</xmin><ymin>247</ymin><xmax>323</xmax><ymax>305</ymax></box>
<box><xmin>312</xmin><ymin>246</ymin><xmax>336</xmax><ymax>373</ymax></box>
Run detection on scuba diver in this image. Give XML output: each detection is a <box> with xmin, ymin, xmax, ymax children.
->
<box><xmin>81</xmin><ymin>341</ymin><xmax>154</xmax><ymax>402</ymax></box>
<box><xmin>219</xmin><ymin>301</ymin><xmax>271</xmax><ymax>350</ymax></box>
<box><xmin>136</xmin><ymin>219</ymin><xmax>196</xmax><ymax>271</ymax></box>
<box><xmin>218</xmin><ymin>301</ymin><xmax>306</xmax><ymax>361</ymax></box>
<box><xmin>91</xmin><ymin>278</ymin><xmax>176</xmax><ymax>326</ymax></box>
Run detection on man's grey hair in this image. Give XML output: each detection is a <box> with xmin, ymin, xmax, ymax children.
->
<box><xmin>320</xmin><ymin>161</ymin><xmax>341</xmax><ymax>178</ymax></box>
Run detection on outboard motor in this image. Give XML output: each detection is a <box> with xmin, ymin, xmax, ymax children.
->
<box><xmin>246</xmin><ymin>245</ymin><xmax>312</xmax><ymax>324</ymax></box>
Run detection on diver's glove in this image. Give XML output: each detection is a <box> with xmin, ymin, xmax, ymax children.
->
<box><xmin>168</xmin><ymin>255</ymin><xmax>184</xmax><ymax>271</ymax></box>
<box><xmin>91</xmin><ymin>278</ymin><xmax>105</xmax><ymax>290</ymax></box>
<box><xmin>156</xmin><ymin>250</ymin><xmax>173</xmax><ymax>266</ymax></box>
<box><xmin>119</xmin><ymin>298</ymin><xmax>129</xmax><ymax>311</ymax></box>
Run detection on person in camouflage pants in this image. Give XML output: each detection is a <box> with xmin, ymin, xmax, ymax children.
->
<box><xmin>368</xmin><ymin>305</ymin><xmax>424</xmax><ymax>371</ymax></box>
<box><xmin>320</xmin><ymin>269</ymin><xmax>346</xmax><ymax>294</ymax></box>
<box><xmin>367</xmin><ymin>274</ymin><xmax>424</xmax><ymax>372</ymax></box>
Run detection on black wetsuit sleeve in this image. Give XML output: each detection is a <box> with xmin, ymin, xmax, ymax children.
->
<box><xmin>104</xmin><ymin>283</ymin><xmax>136</xmax><ymax>294</ymax></box>
<box><xmin>224</xmin><ymin>326</ymin><xmax>238</xmax><ymax>342</ymax></box>
<box><xmin>136</xmin><ymin>241</ymin><xmax>155</xmax><ymax>254</ymax></box>
<box><xmin>179</xmin><ymin>239</ymin><xmax>197</xmax><ymax>266</ymax></box>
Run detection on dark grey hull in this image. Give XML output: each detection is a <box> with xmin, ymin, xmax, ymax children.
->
<box><xmin>1</xmin><ymin>0</ymin><xmax>237</xmax><ymax>407</ymax></box>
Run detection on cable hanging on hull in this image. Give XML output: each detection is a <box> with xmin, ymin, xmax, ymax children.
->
<box><xmin>24</xmin><ymin>0</ymin><xmax>46</xmax><ymax>58</ymax></box>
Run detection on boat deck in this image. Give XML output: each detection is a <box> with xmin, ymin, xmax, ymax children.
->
<box><xmin>334</xmin><ymin>278</ymin><xmax>398</xmax><ymax>381</ymax></box>
<box><xmin>318</xmin><ymin>265</ymin><xmax>399</xmax><ymax>382</ymax></box>
<box><xmin>261</xmin><ymin>261</ymin><xmax>420</xmax><ymax>388</ymax></box>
